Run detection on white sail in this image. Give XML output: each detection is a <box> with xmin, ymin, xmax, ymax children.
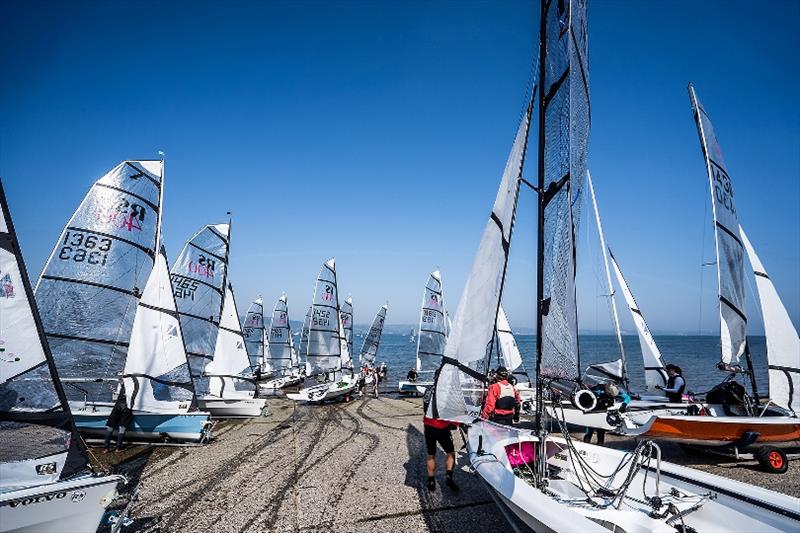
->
<box><xmin>430</xmin><ymin>94</ymin><xmax>535</xmax><ymax>423</ymax></box>
<box><xmin>496</xmin><ymin>305</ymin><xmax>522</xmax><ymax>372</ymax></box>
<box><xmin>266</xmin><ymin>295</ymin><xmax>294</xmax><ymax>374</ymax></box>
<box><xmin>306</xmin><ymin>259</ymin><xmax>342</xmax><ymax>375</ymax></box>
<box><xmin>205</xmin><ymin>283</ymin><xmax>252</xmax><ymax>398</ymax></box>
<box><xmin>588</xmin><ymin>172</ymin><xmax>626</xmax><ymax>381</ymax></box>
<box><xmin>341</xmin><ymin>297</ymin><xmax>354</xmax><ymax>357</ymax></box>
<box><xmin>359</xmin><ymin>304</ymin><xmax>388</xmax><ymax>366</ymax></box>
<box><xmin>338</xmin><ymin>311</ymin><xmax>352</xmax><ymax>371</ymax></box>
<box><xmin>123</xmin><ymin>247</ymin><xmax>193</xmax><ymax>412</ymax></box>
<box><xmin>242</xmin><ymin>297</ymin><xmax>265</xmax><ymax>371</ymax></box>
<box><xmin>689</xmin><ymin>85</ymin><xmax>747</xmax><ymax>367</ymax></box>
<box><xmin>740</xmin><ymin>228</ymin><xmax>800</xmax><ymax>415</ymax></box>
<box><xmin>35</xmin><ymin>160</ymin><xmax>163</xmax><ymax>403</ymax></box>
<box><xmin>170</xmin><ymin>223</ymin><xmax>230</xmax><ymax>378</ymax></box>
<box><xmin>416</xmin><ymin>270</ymin><xmax>447</xmax><ymax>373</ymax></box>
<box><xmin>609</xmin><ymin>250</ymin><xmax>667</xmax><ymax>391</ymax></box>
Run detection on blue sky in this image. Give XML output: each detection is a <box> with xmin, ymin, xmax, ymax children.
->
<box><xmin>2</xmin><ymin>1</ymin><xmax>798</xmax><ymax>333</ymax></box>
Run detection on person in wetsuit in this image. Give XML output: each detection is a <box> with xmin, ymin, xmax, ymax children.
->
<box><xmin>583</xmin><ymin>382</ymin><xmax>631</xmax><ymax>445</ymax></box>
<box><xmin>103</xmin><ymin>386</ymin><xmax>133</xmax><ymax>453</ymax></box>
<box><xmin>656</xmin><ymin>364</ymin><xmax>686</xmax><ymax>402</ymax></box>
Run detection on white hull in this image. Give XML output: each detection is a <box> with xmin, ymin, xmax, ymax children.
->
<box><xmin>286</xmin><ymin>379</ymin><xmax>357</xmax><ymax>403</ymax></box>
<box><xmin>0</xmin><ymin>474</ymin><xmax>124</xmax><ymax>533</ymax></box>
<box><xmin>551</xmin><ymin>399</ymin><xmax>688</xmax><ymax>431</ymax></box>
<box><xmin>398</xmin><ymin>380</ymin><xmax>432</xmax><ymax>395</ymax></box>
<box><xmin>196</xmin><ymin>396</ymin><xmax>267</xmax><ymax>417</ymax></box>
<box><xmin>468</xmin><ymin>420</ymin><xmax>800</xmax><ymax>532</ymax></box>
<box><xmin>258</xmin><ymin>374</ymin><xmax>302</xmax><ymax>394</ymax></box>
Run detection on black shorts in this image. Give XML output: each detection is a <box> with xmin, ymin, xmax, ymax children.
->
<box><xmin>424</xmin><ymin>424</ymin><xmax>454</xmax><ymax>455</ymax></box>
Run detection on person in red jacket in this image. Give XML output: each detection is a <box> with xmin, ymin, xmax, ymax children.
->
<box><xmin>481</xmin><ymin>366</ymin><xmax>521</xmax><ymax>425</ymax></box>
<box><xmin>422</xmin><ymin>387</ymin><xmax>460</xmax><ymax>493</ymax></box>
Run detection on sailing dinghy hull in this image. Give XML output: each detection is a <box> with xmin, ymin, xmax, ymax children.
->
<box><xmin>196</xmin><ymin>396</ymin><xmax>267</xmax><ymax>418</ymax></box>
<box><xmin>468</xmin><ymin>420</ymin><xmax>800</xmax><ymax>532</ymax></box>
<box><xmin>0</xmin><ymin>474</ymin><xmax>125</xmax><ymax>533</ymax></box>
<box><xmin>286</xmin><ymin>379</ymin><xmax>357</xmax><ymax>403</ymax></box>
<box><xmin>70</xmin><ymin>402</ymin><xmax>212</xmax><ymax>443</ymax></box>
<box><xmin>398</xmin><ymin>380</ymin><xmax>432</xmax><ymax>395</ymax></box>
<box><xmin>258</xmin><ymin>371</ymin><xmax>303</xmax><ymax>394</ymax></box>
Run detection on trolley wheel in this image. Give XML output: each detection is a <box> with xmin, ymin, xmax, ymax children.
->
<box><xmin>755</xmin><ymin>446</ymin><xmax>789</xmax><ymax>474</ymax></box>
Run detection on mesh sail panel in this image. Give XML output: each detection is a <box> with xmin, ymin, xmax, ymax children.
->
<box><xmin>170</xmin><ymin>224</ymin><xmax>230</xmax><ymax>378</ymax></box>
<box><xmin>242</xmin><ymin>298</ymin><xmax>264</xmax><ymax>371</ymax></box>
<box><xmin>307</xmin><ymin>260</ymin><xmax>341</xmax><ymax>374</ymax></box>
<box><xmin>35</xmin><ymin>161</ymin><xmax>162</xmax><ymax>403</ymax></box>
<box><xmin>267</xmin><ymin>295</ymin><xmax>293</xmax><ymax>373</ymax></box>
<box><xmin>359</xmin><ymin>305</ymin><xmax>387</xmax><ymax>366</ymax></box>
<box><xmin>417</xmin><ymin>271</ymin><xmax>446</xmax><ymax>373</ymax></box>
<box><xmin>341</xmin><ymin>297</ymin><xmax>354</xmax><ymax>356</ymax></box>
<box><xmin>538</xmin><ymin>0</ymin><xmax>589</xmax><ymax>383</ymax></box>
<box><xmin>690</xmin><ymin>86</ymin><xmax>746</xmax><ymax>366</ymax></box>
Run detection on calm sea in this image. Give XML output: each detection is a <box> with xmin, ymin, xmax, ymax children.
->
<box><xmin>371</xmin><ymin>333</ymin><xmax>770</xmax><ymax>396</ymax></box>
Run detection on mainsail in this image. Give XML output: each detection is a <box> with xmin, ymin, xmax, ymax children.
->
<box><xmin>35</xmin><ymin>160</ymin><xmax>163</xmax><ymax>403</ymax></box>
<box><xmin>536</xmin><ymin>0</ymin><xmax>590</xmax><ymax>388</ymax></box>
<box><xmin>123</xmin><ymin>246</ymin><xmax>194</xmax><ymax>411</ymax></box>
<box><xmin>341</xmin><ymin>297</ymin><xmax>354</xmax><ymax>357</ymax></box>
<box><xmin>242</xmin><ymin>297</ymin><xmax>265</xmax><ymax>372</ymax></box>
<box><xmin>266</xmin><ymin>295</ymin><xmax>294</xmax><ymax>374</ymax></box>
<box><xmin>306</xmin><ymin>259</ymin><xmax>342</xmax><ymax>375</ymax></box>
<box><xmin>416</xmin><ymin>270</ymin><xmax>447</xmax><ymax>374</ymax></box>
<box><xmin>609</xmin><ymin>250</ymin><xmax>667</xmax><ymax>391</ymax></box>
<box><xmin>359</xmin><ymin>305</ymin><xmax>388</xmax><ymax>367</ymax></box>
<box><xmin>689</xmin><ymin>84</ymin><xmax>747</xmax><ymax>368</ymax></box>
<box><xmin>496</xmin><ymin>305</ymin><xmax>523</xmax><ymax>372</ymax></box>
<box><xmin>298</xmin><ymin>306</ymin><xmax>312</xmax><ymax>368</ymax></box>
<box><xmin>429</xmin><ymin>89</ymin><xmax>535</xmax><ymax>423</ymax></box>
<box><xmin>740</xmin><ymin>228</ymin><xmax>800</xmax><ymax>415</ymax></box>
<box><xmin>0</xmin><ymin>179</ymin><xmax>87</xmax><ymax>483</ymax></box>
<box><xmin>205</xmin><ymin>282</ymin><xmax>252</xmax><ymax>397</ymax></box>
<box><xmin>170</xmin><ymin>223</ymin><xmax>231</xmax><ymax>379</ymax></box>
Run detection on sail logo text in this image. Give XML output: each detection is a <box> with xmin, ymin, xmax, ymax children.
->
<box><xmin>188</xmin><ymin>254</ymin><xmax>216</xmax><ymax>278</ymax></box>
<box><xmin>313</xmin><ymin>308</ymin><xmax>331</xmax><ymax>327</ymax></box>
<box><xmin>0</xmin><ymin>272</ymin><xmax>15</xmax><ymax>298</ymax></box>
<box><xmin>94</xmin><ymin>197</ymin><xmax>147</xmax><ymax>232</ymax></box>
<box><xmin>422</xmin><ymin>309</ymin><xmax>438</xmax><ymax>323</ymax></box>
<box><xmin>711</xmin><ymin>163</ymin><xmax>736</xmax><ymax>216</ymax></box>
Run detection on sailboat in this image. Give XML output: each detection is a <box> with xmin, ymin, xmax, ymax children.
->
<box><xmin>359</xmin><ymin>304</ymin><xmax>388</xmax><ymax>384</ymax></box>
<box><xmin>617</xmin><ymin>86</ymin><xmax>800</xmax><ymax>464</ymax></box>
<box><xmin>341</xmin><ymin>297</ymin><xmax>354</xmax><ymax>356</ymax></box>
<box><xmin>242</xmin><ymin>297</ymin><xmax>265</xmax><ymax>374</ymax></box>
<box><xmin>258</xmin><ymin>295</ymin><xmax>304</xmax><ymax>393</ymax></box>
<box><xmin>195</xmin><ymin>282</ymin><xmax>266</xmax><ymax>417</ymax></box>
<box><xmin>286</xmin><ymin>259</ymin><xmax>357</xmax><ymax>403</ymax></box>
<box><xmin>35</xmin><ymin>160</ymin><xmax>211</xmax><ymax>443</ymax></box>
<box><xmin>399</xmin><ymin>270</ymin><xmax>447</xmax><ymax>395</ymax></box>
<box><xmin>172</xmin><ymin>223</ymin><xmax>264</xmax><ymax>417</ymax></box>
<box><xmin>427</xmin><ymin>1</ymin><xmax>800</xmax><ymax>529</ymax></box>
<box><xmin>0</xmin><ymin>179</ymin><xmax>125</xmax><ymax>533</ymax></box>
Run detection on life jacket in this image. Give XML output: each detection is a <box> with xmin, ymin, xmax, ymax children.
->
<box><xmin>666</xmin><ymin>375</ymin><xmax>685</xmax><ymax>402</ymax></box>
<box><xmin>494</xmin><ymin>382</ymin><xmax>517</xmax><ymax>413</ymax></box>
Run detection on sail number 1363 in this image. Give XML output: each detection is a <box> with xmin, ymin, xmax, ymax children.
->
<box><xmin>58</xmin><ymin>231</ymin><xmax>112</xmax><ymax>265</ymax></box>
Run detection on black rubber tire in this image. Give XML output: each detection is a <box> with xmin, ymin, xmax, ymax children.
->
<box><xmin>755</xmin><ymin>446</ymin><xmax>789</xmax><ymax>474</ymax></box>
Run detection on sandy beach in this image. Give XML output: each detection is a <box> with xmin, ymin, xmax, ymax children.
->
<box><xmin>95</xmin><ymin>395</ymin><xmax>798</xmax><ymax>532</ymax></box>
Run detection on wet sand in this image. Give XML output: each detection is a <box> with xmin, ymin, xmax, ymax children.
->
<box><xmin>94</xmin><ymin>395</ymin><xmax>798</xmax><ymax>532</ymax></box>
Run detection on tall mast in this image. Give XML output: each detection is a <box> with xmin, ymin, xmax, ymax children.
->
<box><xmin>588</xmin><ymin>172</ymin><xmax>628</xmax><ymax>388</ymax></box>
<box><xmin>154</xmin><ymin>156</ymin><xmax>165</xmax><ymax>254</ymax></box>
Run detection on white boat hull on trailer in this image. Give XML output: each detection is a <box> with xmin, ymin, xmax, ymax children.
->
<box><xmin>468</xmin><ymin>420</ymin><xmax>800</xmax><ymax>532</ymax></box>
<box><xmin>0</xmin><ymin>474</ymin><xmax>125</xmax><ymax>533</ymax></box>
<box><xmin>258</xmin><ymin>372</ymin><xmax>303</xmax><ymax>394</ymax></box>
<box><xmin>546</xmin><ymin>398</ymin><xmax>690</xmax><ymax>431</ymax></box>
<box><xmin>398</xmin><ymin>380</ymin><xmax>432</xmax><ymax>395</ymax></box>
<box><xmin>286</xmin><ymin>377</ymin><xmax>357</xmax><ymax>403</ymax></box>
<box><xmin>70</xmin><ymin>401</ymin><xmax>212</xmax><ymax>443</ymax></box>
<box><xmin>196</xmin><ymin>394</ymin><xmax>267</xmax><ymax>418</ymax></box>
